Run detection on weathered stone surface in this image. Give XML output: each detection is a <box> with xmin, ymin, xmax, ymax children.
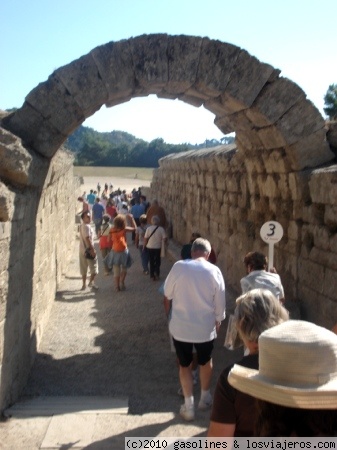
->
<box><xmin>129</xmin><ymin>34</ymin><xmax>169</xmax><ymax>94</ymax></box>
<box><xmin>288</xmin><ymin>171</ymin><xmax>311</xmax><ymax>202</ymax></box>
<box><xmin>246</xmin><ymin>77</ymin><xmax>306</xmax><ymax>127</ymax></box>
<box><xmin>257</xmin><ymin>125</ymin><xmax>287</xmax><ymax>149</ymax></box>
<box><xmin>91</xmin><ymin>39</ymin><xmax>135</xmax><ymax>106</ymax></box>
<box><xmin>0</xmin><ymin>183</ymin><xmax>15</xmax><ymax>222</ymax></box>
<box><xmin>25</xmin><ymin>76</ymin><xmax>85</xmax><ymax>135</ymax></box>
<box><xmin>220</xmin><ymin>51</ymin><xmax>278</xmax><ymax>113</ymax></box>
<box><xmin>54</xmin><ymin>53</ymin><xmax>108</xmax><ymax>116</ymax></box>
<box><xmin>0</xmin><ymin>148</ymin><xmax>78</xmax><ymax>411</ymax></box>
<box><xmin>261</xmin><ymin>149</ymin><xmax>291</xmax><ymax>174</ymax></box>
<box><xmin>164</xmin><ymin>35</ymin><xmax>203</xmax><ymax>95</ymax></box>
<box><xmin>0</xmin><ymin>127</ymin><xmax>50</xmax><ymax>187</ymax></box>
<box><xmin>193</xmin><ymin>38</ymin><xmax>240</xmax><ymax>98</ymax></box>
<box><xmin>309</xmin><ymin>165</ymin><xmax>337</xmax><ymax>204</ymax></box>
<box><xmin>284</xmin><ymin>128</ymin><xmax>334</xmax><ymax>170</ymax></box>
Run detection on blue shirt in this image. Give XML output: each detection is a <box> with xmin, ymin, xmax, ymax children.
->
<box><xmin>92</xmin><ymin>202</ymin><xmax>105</xmax><ymax>220</ymax></box>
<box><xmin>131</xmin><ymin>203</ymin><xmax>145</xmax><ymax>219</ymax></box>
<box><xmin>87</xmin><ymin>193</ymin><xmax>96</xmax><ymax>205</ymax></box>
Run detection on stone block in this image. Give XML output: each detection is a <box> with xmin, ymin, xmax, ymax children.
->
<box><xmin>298</xmin><ymin>258</ymin><xmax>325</xmax><ymax>292</ymax></box>
<box><xmin>323</xmin><ymin>268</ymin><xmax>337</xmax><ymax>299</ymax></box>
<box><xmin>285</xmin><ymin>128</ymin><xmax>334</xmax><ymax>171</ymax></box>
<box><xmin>54</xmin><ymin>53</ymin><xmax>108</xmax><ymax>116</ymax></box>
<box><xmin>193</xmin><ymin>38</ymin><xmax>240</xmax><ymax>98</ymax></box>
<box><xmin>91</xmin><ymin>39</ymin><xmax>135</xmax><ymax>103</ymax></box>
<box><xmin>1</xmin><ymin>105</ymin><xmax>64</xmax><ymax>158</ymax></box>
<box><xmin>257</xmin><ymin>125</ymin><xmax>287</xmax><ymax>149</ymax></box>
<box><xmin>325</xmin><ymin>205</ymin><xmax>337</xmax><ymax>231</ymax></box>
<box><xmin>309</xmin><ymin>246</ymin><xmax>337</xmax><ymax>271</ymax></box>
<box><xmin>222</xmin><ymin>50</ymin><xmax>277</xmax><ymax>112</ymax></box>
<box><xmin>276</xmin><ymin>174</ymin><xmax>291</xmax><ymax>200</ymax></box>
<box><xmin>164</xmin><ymin>35</ymin><xmax>202</xmax><ymax>95</ymax></box>
<box><xmin>261</xmin><ymin>149</ymin><xmax>291</xmax><ymax>174</ymax></box>
<box><xmin>287</xmin><ymin>220</ymin><xmax>301</xmax><ymax>241</ymax></box>
<box><xmin>235</xmin><ymin>129</ymin><xmax>264</xmax><ymax>151</ymax></box>
<box><xmin>309</xmin><ymin>165</ymin><xmax>337</xmax><ymax>205</ymax></box>
<box><xmin>129</xmin><ymin>34</ymin><xmax>169</xmax><ymax>92</ymax></box>
<box><xmin>0</xmin><ymin>183</ymin><xmax>15</xmax><ymax>222</ymax></box>
<box><xmin>25</xmin><ymin>75</ymin><xmax>85</xmax><ymax>136</ymax></box>
<box><xmin>288</xmin><ymin>171</ymin><xmax>312</xmax><ymax>202</ymax></box>
<box><xmin>246</xmin><ymin>77</ymin><xmax>306</xmax><ymax>127</ymax></box>
<box><xmin>256</xmin><ymin>174</ymin><xmax>279</xmax><ymax>198</ymax></box>
<box><xmin>298</xmin><ymin>285</ymin><xmax>336</xmax><ymax>328</ymax></box>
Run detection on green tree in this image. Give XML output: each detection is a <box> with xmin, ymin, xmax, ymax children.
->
<box><xmin>324</xmin><ymin>84</ymin><xmax>337</xmax><ymax>120</ymax></box>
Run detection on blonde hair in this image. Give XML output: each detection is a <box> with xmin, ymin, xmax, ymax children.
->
<box><xmin>235</xmin><ymin>289</ymin><xmax>289</xmax><ymax>343</ymax></box>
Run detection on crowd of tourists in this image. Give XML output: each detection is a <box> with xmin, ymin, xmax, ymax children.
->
<box><xmin>78</xmin><ymin>185</ymin><xmax>167</xmax><ymax>291</ymax></box>
<box><xmin>77</xmin><ymin>186</ymin><xmax>337</xmax><ymax>437</ymax></box>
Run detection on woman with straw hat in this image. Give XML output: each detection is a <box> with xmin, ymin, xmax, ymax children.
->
<box><xmin>228</xmin><ymin>320</ymin><xmax>337</xmax><ymax>436</ymax></box>
<box><xmin>207</xmin><ymin>289</ymin><xmax>289</xmax><ymax>437</ymax></box>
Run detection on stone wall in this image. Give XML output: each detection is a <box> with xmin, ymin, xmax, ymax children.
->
<box><xmin>0</xmin><ymin>124</ymin><xmax>78</xmax><ymax>411</ymax></box>
<box><xmin>150</xmin><ymin>132</ymin><xmax>337</xmax><ymax>330</ymax></box>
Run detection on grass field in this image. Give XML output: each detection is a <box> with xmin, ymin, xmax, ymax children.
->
<box><xmin>73</xmin><ymin>166</ymin><xmax>155</xmax><ymax>181</ymax></box>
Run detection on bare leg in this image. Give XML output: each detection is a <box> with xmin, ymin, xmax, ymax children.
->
<box><xmin>120</xmin><ymin>269</ymin><xmax>127</xmax><ymax>290</ymax></box>
<box><xmin>89</xmin><ymin>273</ymin><xmax>95</xmax><ymax>284</ymax></box>
<box><xmin>179</xmin><ymin>364</ymin><xmax>193</xmax><ymax>398</ymax></box>
<box><xmin>199</xmin><ymin>358</ymin><xmax>213</xmax><ymax>391</ymax></box>
<box><xmin>114</xmin><ymin>276</ymin><xmax>120</xmax><ymax>291</ymax></box>
<box><xmin>81</xmin><ymin>275</ymin><xmax>87</xmax><ymax>290</ymax></box>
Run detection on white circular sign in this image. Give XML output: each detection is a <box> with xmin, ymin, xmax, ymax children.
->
<box><xmin>260</xmin><ymin>221</ymin><xmax>283</xmax><ymax>244</ymax></box>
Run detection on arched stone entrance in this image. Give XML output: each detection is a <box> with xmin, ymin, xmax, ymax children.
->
<box><xmin>0</xmin><ymin>34</ymin><xmax>336</xmax><ymax>412</ymax></box>
<box><xmin>2</xmin><ymin>33</ymin><xmax>333</xmax><ymax>167</ymax></box>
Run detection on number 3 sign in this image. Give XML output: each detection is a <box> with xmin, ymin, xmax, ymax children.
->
<box><xmin>260</xmin><ymin>221</ymin><xmax>283</xmax><ymax>270</ymax></box>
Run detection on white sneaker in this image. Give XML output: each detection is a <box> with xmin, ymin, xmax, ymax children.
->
<box><xmin>179</xmin><ymin>404</ymin><xmax>195</xmax><ymax>421</ymax></box>
<box><xmin>88</xmin><ymin>282</ymin><xmax>98</xmax><ymax>290</ymax></box>
<box><xmin>198</xmin><ymin>396</ymin><xmax>213</xmax><ymax>411</ymax></box>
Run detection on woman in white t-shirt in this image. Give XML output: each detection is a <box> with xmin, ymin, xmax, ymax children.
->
<box><xmin>143</xmin><ymin>215</ymin><xmax>167</xmax><ymax>281</ymax></box>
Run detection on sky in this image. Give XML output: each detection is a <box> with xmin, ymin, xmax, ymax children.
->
<box><xmin>1</xmin><ymin>0</ymin><xmax>336</xmax><ymax>145</ymax></box>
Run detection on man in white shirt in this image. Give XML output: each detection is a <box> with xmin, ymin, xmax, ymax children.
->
<box><xmin>164</xmin><ymin>238</ymin><xmax>226</xmax><ymax>421</ymax></box>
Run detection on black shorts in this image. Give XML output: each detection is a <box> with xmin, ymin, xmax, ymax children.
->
<box><xmin>172</xmin><ymin>338</ymin><xmax>214</xmax><ymax>367</ymax></box>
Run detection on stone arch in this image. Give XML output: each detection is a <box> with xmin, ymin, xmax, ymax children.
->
<box><xmin>2</xmin><ymin>33</ymin><xmax>334</xmax><ymax>169</ymax></box>
<box><xmin>1</xmin><ymin>34</ymin><xmax>336</xmax><ymax>412</ymax></box>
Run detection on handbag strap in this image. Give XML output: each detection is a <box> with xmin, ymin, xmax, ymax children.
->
<box><xmin>147</xmin><ymin>226</ymin><xmax>159</xmax><ymax>243</ymax></box>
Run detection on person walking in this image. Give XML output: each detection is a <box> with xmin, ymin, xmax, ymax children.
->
<box><xmin>87</xmin><ymin>189</ymin><xmax>96</xmax><ymax>211</ymax></box>
<box><xmin>92</xmin><ymin>197</ymin><xmax>105</xmax><ymax>238</ymax></box>
<box><xmin>164</xmin><ymin>238</ymin><xmax>226</xmax><ymax>421</ymax></box>
<box><xmin>146</xmin><ymin>199</ymin><xmax>166</xmax><ymax>228</ymax></box>
<box><xmin>98</xmin><ymin>214</ymin><xmax>112</xmax><ymax>276</ymax></box>
<box><xmin>240</xmin><ymin>252</ymin><xmax>285</xmax><ymax>304</ymax></box>
<box><xmin>78</xmin><ymin>211</ymin><xmax>98</xmax><ymax>291</ymax></box>
<box><xmin>107</xmin><ymin>213</ymin><xmax>137</xmax><ymax>292</ymax></box>
<box><xmin>135</xmin><ymin>214</ymin><xmax>149</xmax><ymax>274</ymax></box>
<box><xmin>143</xmin><ymin>215</ymin><xmax>167</xmax><ymax>281</ymax></box>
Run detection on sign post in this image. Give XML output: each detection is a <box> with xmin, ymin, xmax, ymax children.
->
<box><xmin>260</xmin><ymin>221</ymin><xmax>283</xmax><ymax>271</ymax></box>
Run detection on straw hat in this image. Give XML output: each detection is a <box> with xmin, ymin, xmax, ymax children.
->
<box><xmin>228</xmin><ymin>320</ymin><xmax>337</xmax><ymax>409</ymax></box>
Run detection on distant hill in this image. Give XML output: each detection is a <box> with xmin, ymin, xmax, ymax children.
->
<box><xmin>65</xmin><ymin>125</ymin><xmax>235</xmax><ymax>168</ymax></box>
